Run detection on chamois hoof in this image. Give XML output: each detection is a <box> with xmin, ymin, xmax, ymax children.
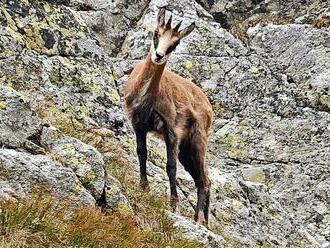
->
<box><xmin>139</xmin><ymin>181</ymin><xmax>150</xmax><ymax>192</ymax></box>
<box><xmin>170</xmin><ymin>197</ymin><xmax>180</xmax><ymax>214</ymax></box>
<box><xmin>195</xmin><ymin>211</ymin><xmax>208</xmax><ymax>227</ymax></box>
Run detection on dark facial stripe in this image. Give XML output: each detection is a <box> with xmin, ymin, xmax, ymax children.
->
<box><xmin>153</xmin><ymin>31</ymin><xmax>159</xmax><ymax>49</ymax></box>
<box><xmin>166</xmin><ymin>41</ymin><xmax>180</xmax><ymax>55</ymax></box>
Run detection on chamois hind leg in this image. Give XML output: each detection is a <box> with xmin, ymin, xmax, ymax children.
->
<box><xmin>180</xmin><ymin>134</ymin><xmax>210</xmax><ymax>226</ymax></box>
<box><xmin>165</xmin><ymin>131</ymin><xmax>180</xmax><ymax>213</ymax></box>
<box><xmin>134</xmin><ymin>126</ymin><xmax>149</xmax><ymax>191</ymax></box>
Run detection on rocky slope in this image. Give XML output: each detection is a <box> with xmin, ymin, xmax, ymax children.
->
<box><xmin>0</xmin><ymin>0</ymin><xmax>329</xmax><ymax>247</ymax></box>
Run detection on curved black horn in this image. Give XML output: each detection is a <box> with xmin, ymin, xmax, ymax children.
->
<box><xmin>166</xmin><ymin>15</ymin><xmax>172</xmax><ymax>28</ymax></box>
<box><xmin>174</xmin><ymin>20</ymin><xmax>182</xmax><ymax>32</ymax></box>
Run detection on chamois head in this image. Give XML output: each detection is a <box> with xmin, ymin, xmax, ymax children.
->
<box><xmin>151</xmin><ymin>7</ymin><xmax>195</xmax><ymax>65</ymax></box>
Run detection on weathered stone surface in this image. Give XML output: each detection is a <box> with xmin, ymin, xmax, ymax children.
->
<box><xmin>104</xmin><ymin>175</ymin><xmax>131</xmax><ymax>211</ymax></box>
<box><xmin>73</xmin><ymin>0</ymin><xmax>150</xmax><ymax>56</ymax></box>
<box><xmin>196</xmin><ymin>0</ymin><xmax>329</xmax><ymax>29</ymax></box>
<box><xmin>41</xmin><ymin>126</ymin><xmax>106</xmax><ymax>200</ymax></box>
<box><xmin>0</xmin><ymin>0</ymin><xmax>125</xmax><ymax>134</ymax></box>
<box><xmin>0</xmin><ymin>85</ymin><xmax>42</xmax><ymax>153</ymax></box>
<box><xmin>1</xmin><ymin>0</ymin><xmax>329</xmax><ymax>246</ymax></box>
<box><xmin>168</xmin><ymin>212</ymin><xmax>225</xmax><ymax>248</ymax></box>
<box><xmin>111</xmin><ymin>0</ymin><xmax>330</xmax><ymax>246</ymax></box>
<box><xmin>248</xmin><ymin>24</ymin><xmax>330</xmax><ymax>112</ymax></box>
<box><xmin>0</xmin><ymin>149</ymin><xmax>95</xmax><ymax>206</ymax></box>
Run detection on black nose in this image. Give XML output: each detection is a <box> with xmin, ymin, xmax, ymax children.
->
<box><xmin>156</xmin><ymin>52</ymin><xmax>164</xmax><ymax>60</ymax></box>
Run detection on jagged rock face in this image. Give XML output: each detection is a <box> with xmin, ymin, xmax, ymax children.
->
<box><xmin>0</xmin><ymin>0</ymin><xmax>329</xmax><ymax>247</ymax></box>
<box><xmin>111</xmin><ymin>0</ymin><xmax>329</xmax><ymax>246</ymax></box>
<box><xmin>196</xmin><ymin>0</ymin><xmax>329</xmax><ymax>29</ymax></box>
<box><xmin>0</xmin><ymin>0</ymin><xmax>125</xmax><ymax>133</ymax></box>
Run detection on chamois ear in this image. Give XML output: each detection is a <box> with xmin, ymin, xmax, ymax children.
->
<box><xmin>157</xmin><ymin>7</ymin><xmax>166</xmax><ymax>28</ymax></box>
<box><xmin>179</xmin><ymin>22</ymin><xmax>195</xmax><ymax>39</ymax></box>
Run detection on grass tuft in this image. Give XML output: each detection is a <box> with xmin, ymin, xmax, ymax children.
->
<box><xmin>0</xmin><ymin>131</ymin><xmax>203</xmax><ymax>247</ymax></box>
<box><xmin>0</xmin><ymin>193</ymin><xmax>201</xmax><ymax>247</ymax></box>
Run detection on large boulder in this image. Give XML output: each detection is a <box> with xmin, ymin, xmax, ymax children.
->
<box><xmin>41</xmin><ymin>126</ymin><xmax>106</xmax><ymax>200</ymax></box>
<box><xmin>0</xmin><ymin>85</ymin><xmax>42</xmax><ymax>153</ymax></box>
<box><xmin>0</xmin><ymin>149</ymin><xmax>95</xmax><ymax>206</ymax></box>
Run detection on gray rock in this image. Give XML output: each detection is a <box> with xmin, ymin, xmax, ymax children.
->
<box><xmin>196</xmin><ymin>0</ymin><xmax>329</xmax><ymax>29</ymax></box>
<box><xmin>0</xmin><ymin>85</ymin><xmax>42</xmax><ymax>153</ymax></box>
<box><xmin>1</xmin><ymin>0</ymin><xmax>330</xmax><ymax>246</ymax></box>
<box><xmin>0</xmin><ymin>149</ymin><xmax>95</xmax><ymax>207</ymax></box>
<box><xmin>168</xmin><ymin>212</ymin><xmax>225</xmax><ymax>248</ymax></box>
<box><xmin>104</xmin><ymin>175</ymin><xmax>131</xmax><ymax>211</ymax></box>
<box><xmin>41</xmin><ymin>126</ymin><xmax>105</xmax><ymax>200</ymax></box>
<box><xmin>248</xmin><ymin>24</ymin><xmax>330</xmax><ymax>112</ymax></box>
<box><xmin>77</xmin><ymin>0</ymin><xmax>150</xmax><ymax>56</ymax></box>
<box><xmin>0</xmin><ymin>1</ymin><xmax>125</xmax><ymax>133</ymax></box>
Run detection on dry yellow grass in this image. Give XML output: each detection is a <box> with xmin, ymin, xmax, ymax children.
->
<box><xmin>312</xmin><ymin>16</ymin><xmax>330</xmax><ymax>28</ymax></box>
<box><xmin>0</xmin><ymin>130</ymin><xmax>202</xmax><ymax>248</ymax></box>
<box><xmin>0</xmin><ymin>193</ymin><xmax>202</xmax><ymax>248</ymax></box>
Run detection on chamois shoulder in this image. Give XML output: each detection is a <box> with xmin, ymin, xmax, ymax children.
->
<box><xmin>162</xmin><ymin>69</ymin><xmax>212</xmax><ymax>105</ymax></box>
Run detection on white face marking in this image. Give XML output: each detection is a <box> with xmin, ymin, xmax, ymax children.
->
<box><xmin>151</xmin><ymin>44</ymin><xmax>169</xmax><ymax>65</ymax></box>
<box><xmin>151</xmin><ymin>31</ymin><xmax>173</xmax><ymax>64</ymax></box>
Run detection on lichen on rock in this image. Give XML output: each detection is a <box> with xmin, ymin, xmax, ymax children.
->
<box><xmin>0</xmin><ymin>0</ymin><xmax>329</xmax><ymax>247</ymax></box>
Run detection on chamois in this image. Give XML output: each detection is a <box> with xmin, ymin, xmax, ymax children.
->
<box><xmin>124</xmin><ymin>7</ymin><xmax>213</xmax><ymax>225</ymax></box>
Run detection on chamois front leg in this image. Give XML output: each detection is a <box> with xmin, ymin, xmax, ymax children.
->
<box><xmin>134</xmin><ymin>126</ymin><xmax>149</xmax><ymax>191</ymax></box>
<box><xmin>165</xmin><ymin>133</ymin><xmax>180</xmax><ymax>213</ymax></box>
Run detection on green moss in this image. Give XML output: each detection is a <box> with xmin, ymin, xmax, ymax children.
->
<box><xmin>1</xmin><ymin>7</ymin><xmax>17</xmax><ymax>32</ymax></box>
<box><xmin>0</xmin><ymin>101</ymin><xmax>7</xmax><ymax>110</ymax></box>
<box><xmin>46</xmin><ymin>106</ymin><xmax>85</xmax><ymax>137</ymax></box>
<box><xmin>106</xmin><ymin>88</ymin><xmax>121</xmax><ymax>106</ymax></box>
<box><xmin>320</xmin><ymin>94</ymin><xmax>330</xmax><ymax>109</ymax></box>
<box><xmin>83</xmin><ymin>170</ymin><xmax>96</xmax><ymax>182</ymax></box>
<box><xmin>184</xmin><ymin>61</ymin><xmax>194</xmax><ymax>71</ymax></box>
<box><xmin>210</xmin><ymin>63</ymin><xmax>221</xmax><ymax>72</ymax></box>
<box><xmin>219</xmin><ymin>119</ymin><xmax>252</xmax><ymax>161</ymax></box>
<box><xmin>218</xmin><ymin>183</ymin><xmax>239</xmax><ymax>199</ymax></box>
<box><xmin>250</xmin><ymin>170</ymin><xmax>266</xmax><ymax>183</ymax></box>
<box><xmin>184</xmin><ymin>60</ymin><xmax>200</xmax><ymax>74</ymax></box>
<box><xmin>232</xmin><ymin>199</ymin><xmax>244</xmax><ymax>211</ymax></box>
<box><xmin>219</xmin><ymin>134</ymin><xmax>249</xmax><ymax>161</ymax></box>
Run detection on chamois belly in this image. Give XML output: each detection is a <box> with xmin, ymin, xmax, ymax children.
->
<box><xmin>148</xmin><ymin>111</ymin><xmax>190</xmax><ymax>142</ymax></box>
<box><xmin>132</xmin><ymin>105</ymin><xmax>189</xmax><ymax>141</ymax></box>
<box><xmin>149</xmin><ymin>111</ymin><xmax>167</xmax><ymax>138</ymax></box>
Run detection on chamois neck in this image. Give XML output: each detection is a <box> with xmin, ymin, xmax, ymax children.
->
<box><xmin>145</xmin><ymin>52</ymin><xmax>166</xmax><ymax>77</ymax></box>
<box><xmin>140</xmin><ymin>52</ymin><xmax>166</xmax><ymax>95</ymax></box>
